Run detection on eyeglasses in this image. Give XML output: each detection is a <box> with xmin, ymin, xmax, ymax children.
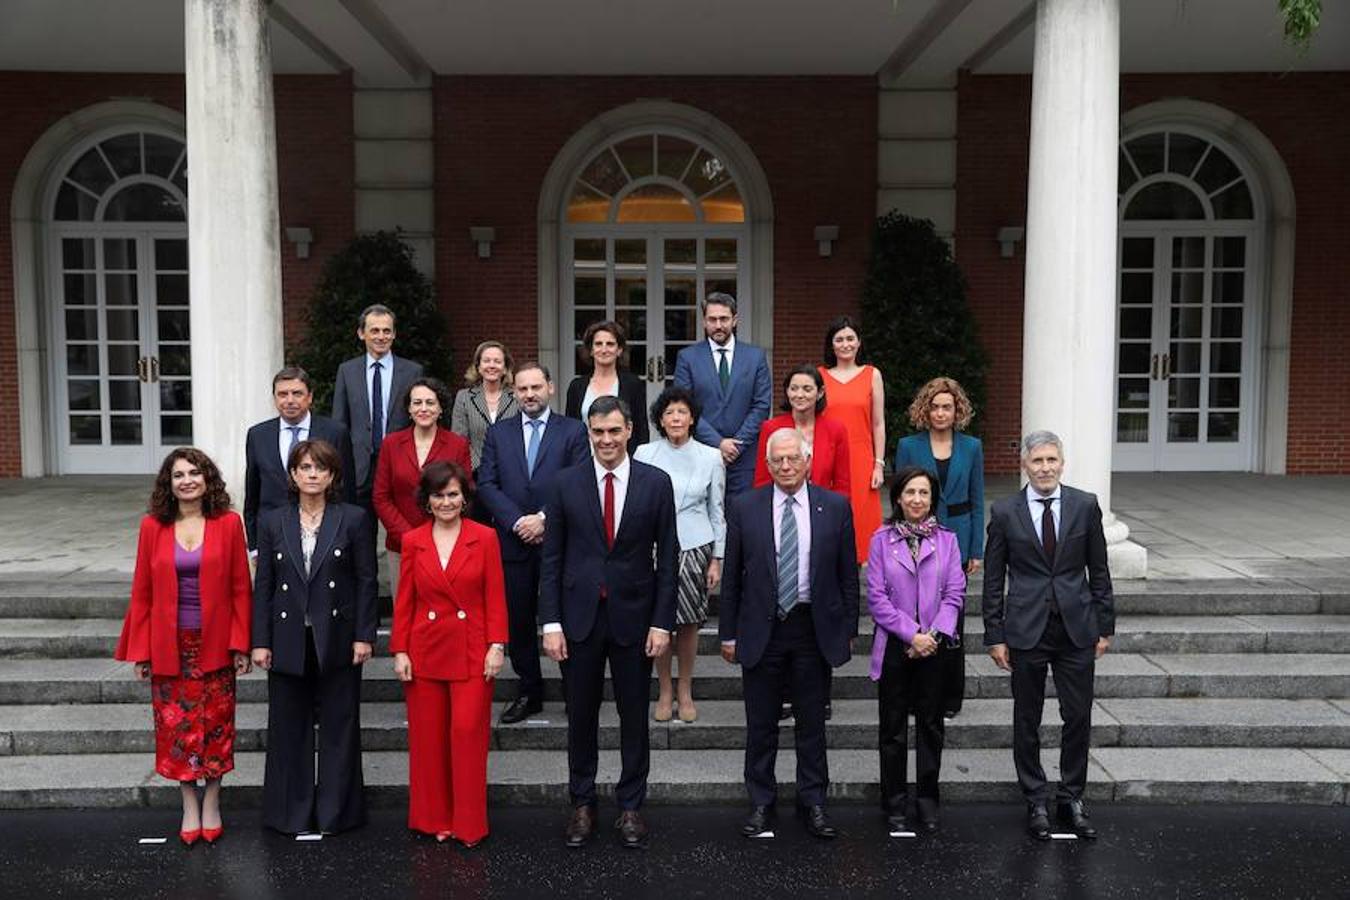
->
<box><xmin>768</xmin><ymin>454</ymin><xmax>805</xmax><ymax>467</ymax></box>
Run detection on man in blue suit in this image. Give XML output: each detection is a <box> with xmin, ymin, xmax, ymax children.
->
<box><xmin>672</xmin><ymin>292</ymin><xmax>771</xmax><ymax>496</ymax></box>
<box><xmin>720</xmin><ymin>427</ymin><xmax>858</xmax><ymax>840</ymax></box>
<box><xmin>539</xmin><ymin>395</ymin><xmax>679</xmax><ymax>850</ymax></box>
<box><xmin>477</xmin><ymin>362</ymin><xmax>590</xmax><ymax>724</ymax></box>
<box><xmin>243</xmin><ymin>366</ymin><xmax>356</xmax><ymax>551</ymax></box>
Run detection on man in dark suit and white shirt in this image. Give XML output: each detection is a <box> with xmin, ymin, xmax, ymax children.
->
<box><xmin>330</xmin><ymin>303</ymin><xmax>423</xmax><ymax>505</ymax></box>
<box><xmin>719</xmin><ymin>427</ymin><xmax>859</xmax><ymax>840</ymax></box>
<box><xmin>982</xmin><ymin>430</ymin><xmax>1115</xmax><ymax>840</ymax></box>
<box><xmin>476</xmin><ymin>362</ymin><xmax>590</xmax><ymax>724</ymax></box>
<box><xmin>243</xmin><ymin>366</ymin><xmax>356</xmax><ymax>550</ymax></box>
<box><xmin>539</xmin><ymin>395</ymin><xmax>679</xmax><ymax>850</ymax></box>
<box><xmin>672</xmin><ymin>292</ymin><xmax>771</xmax><ymax>497</ymax></box>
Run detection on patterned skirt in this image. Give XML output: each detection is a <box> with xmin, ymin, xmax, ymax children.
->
<box><xmin>675</xmin><ymin>543</ymin><xmax>715</xmax><ymax>626</ymax></box>
<box><xmin>150</xmin><ymin>629</ymin><xmax>237</xmax><ymax>781</ymax></box>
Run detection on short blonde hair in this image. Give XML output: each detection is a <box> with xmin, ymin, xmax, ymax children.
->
<box><xmin>907</xmin><ymin>376</ymin><xmax>974</xmax><ymax>431</ymax></box>
<box><xmin>463</xmin><ymin>340</ymin><xmax>515</xmax><ymax>387</ymax></box>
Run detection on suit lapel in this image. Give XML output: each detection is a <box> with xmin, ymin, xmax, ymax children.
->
<box><xmin>759</xmin><ymin>486</ymin><xmax>778</xmax><ymax>586</ymax></box>
<box><xmin>612</xmin><ymin>464</ymin><xmax>644</xmax><ymax>548</ymax></box>
<box><xmin>944</xmin><ymin>435</ymin><xmax>965</xmax><ymax>505</ymax></box>
<box><xmin>700</xmin><ymin>342</ymin><xmax>726</xmax><ymax>399</ymax></box>
<box><xmin>350</xmin><ymin>360</ymin><xmax>371</xmax><ymax>428</ymax></box>
<box><xmin>263</xmin><ymin>418</ymin><xmax>284</xmax><ymax>473</ymax></box>
<box><xmin>310</xmin><ymin>504</ymin><xmax>344</xmax><ymax>581</ymax></box>
<box><xmin>807</xmin><ymin>485</ymin><xmax>828</xmax><ymax>596</ymax></box>
<box><xmin>443</xmin><ymin>526</ymin><xmax>476</xmax><ymax>586</ymax></box>
<box><xmin>1017</xmin><ymin>488</ymin><xmax>1053</xmax><ymax>568</ymax></box>
<box><xmin>281</xmin><ymin>506</ymin><xmax>308</xmax><ymax>582</ymax></box>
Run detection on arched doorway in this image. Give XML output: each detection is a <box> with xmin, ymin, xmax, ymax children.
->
<box><xmin>1112</xmin><ymin>128</ymin><xmax>1263</xmax><ymax>471</ymax></box>
<box><xmin>45</xmin><ymin>128</ymin><xmax>191</xmax><ymax>473</ymax></box>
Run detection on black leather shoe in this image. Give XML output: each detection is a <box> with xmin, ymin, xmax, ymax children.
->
<box><xmin>1026</xmin><ymin>803</ymin><xmax>1051</xmax><ymax>841</ymax></box>
<box><xmin>615</xmin><ymin>810</ymin><xmax>650</xmax><ymax>849</ymax></box>
<box><xmin>885</xmin><ymin>812</ymin><xmax>910</xmax><ymax>833</ymax></box>
<box><xmin>1057</xmin><ymin>799</ymin><xmax>1097</xmax><ymax>839</ymax></box>
<box><xmin>916</xmin><ymin>797</ymin><xmax>939</xmax><ymax>833</ymax></box>
<box><xmin>564</xmin><ymin>805</ymin><xmax>597</xmax><ymax>848</ymax></box>
<box><xmin>499</xmin><ymin>696</ymin><xmax>543</xmax><ymax>725</ymax></box>
<box><xmin>799</xmin><ymin>805</ymin><xmax>837</xmax><ymax>840</ymax></box>
<box><xmin>824</xmin><ymin>702</ymin><xmax>833</xmax><ymax>721</ymax></box>
<box><xmin>741</xmin><ymin>806</ymin><xmax>774</xmax><ymax>837</ymax></box>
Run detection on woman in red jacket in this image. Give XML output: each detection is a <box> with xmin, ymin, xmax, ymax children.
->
<box><xmin>114</xmin><ymin>447</ymin><xmax>252</xmax><ymax>846</ymax></box>
<box><xmin>374</xmin><ymin>377</ymin><xmax>473</xmax><ymax>595</ymax></box>
<box><xmin>753</xmin><ymin>363</ymin><xmax>852</xmax><ymax>495</ymax></box>
<box><xmin>391</xmin><ymin>460</ymin><xmax>508</xmax><ymax>846</ymax></box>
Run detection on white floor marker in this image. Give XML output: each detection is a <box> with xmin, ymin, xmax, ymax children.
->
<box><xmin>296</xmin><ymin>833</ymin><xmax>324</xmax><ymax>842</ymax></box>
<box><xmin>749</xmin><ymin>831</ymin><xmax>775</xmax><ymax>839</ymax></box>
<box><xmin>889</xmin><ymin>831</ymin><xmax>917</xmax><ymax>839</ymax></box>
<box><xmin>1050</xmin><ymin>833</ymin><xmax>1080</xmax><ymax>840</ymax></box>
<box><xmin>137</xmin><ymin>837</ymin><xmax>167</xmax><ymax>844</ymax></box>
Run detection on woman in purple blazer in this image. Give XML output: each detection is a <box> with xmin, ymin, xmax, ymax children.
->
<box><xmin>866</xmin><ymin>465</ymin><xmax>966</xmax><ymax>834</ymax></box>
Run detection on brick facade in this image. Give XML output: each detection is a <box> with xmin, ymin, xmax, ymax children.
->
<box><xmin>958</xmin><ymin>71</ymin><xmax>1350</xmax><ymax>474</ymax></box>
<box><xmin>0</xmin><ymin>72</ymin><xmax>354</xmax><ymax>476</ymax></box>
<box><xmin>433</xmin><ymin>76</ymin><xmax>877</xmax><ymax>392</ymax></box>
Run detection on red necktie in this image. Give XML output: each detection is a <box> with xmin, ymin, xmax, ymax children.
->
<box><xmin>604</xmin><ymin>472</ymin><xmax>616</xmax><ymax>550</ymax></box>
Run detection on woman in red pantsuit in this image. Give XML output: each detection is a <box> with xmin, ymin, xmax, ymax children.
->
<box><xmin>374</xmin><ymin>377</ymin><xmax>473</xmax><ymax>596</ymax></box>
<box><xmin>114</xmin><ymin>447</ymin><xmax>252</xmax><ymax>846</ymax></box>
<box><xmin>391</xmin><ymin>460</ymin><xmax>508</xmax><ymax>846</ymax></box>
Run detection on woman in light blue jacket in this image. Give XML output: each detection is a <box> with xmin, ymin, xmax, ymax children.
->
<box><xmin>635</xmin><ymin>386</ymin><xmax>725</xmax><ymax>724</ymax></box>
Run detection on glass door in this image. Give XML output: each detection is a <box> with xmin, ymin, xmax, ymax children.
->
<box><xmin>1113</xmin><ymin>230</ymin><xmax>1253</xmax><ymax>471</ymax></box>
<box><xmin>53</xmin><ymin>231</ymin><xmax>191</xmax><ymax>473</ymax></box>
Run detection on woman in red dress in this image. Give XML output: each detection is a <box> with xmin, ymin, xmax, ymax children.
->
<box><xmin>391</xmin><ymin>460</ymin><xmax>508</xmax><ymax>846</ymax></box>
<box><xmin>114</xmin><ymin>447</ymin><xmax>252</xmax><ymax>846</ymax></box>
<box><xmin>753</xmin><ymin>363</ymin><xmax>851</xmax><ymax>496</ymax></box>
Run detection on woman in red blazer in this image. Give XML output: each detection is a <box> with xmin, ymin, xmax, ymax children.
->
<box><xmin>753</xmin><ymin>363</ymin><xmax>852</xmax><ymax>495</ymax></box>
<box><xmin>391</xmin><ymin>460</ymin><xmax>508</xmax><ymax>846</ymax></box>
<box><xmin>374</xmin><ymin>377</ymin><xmax>473</xmax><ymax>595</ymax></box>
<box><xmin>114</xmin><ymin>447</ymin><xmax>252</xmax><ymax>846</ymax></box>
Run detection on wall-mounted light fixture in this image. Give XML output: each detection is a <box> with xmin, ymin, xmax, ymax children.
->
<box><xmin>814</xmin><ymin>225</ymin><xmax>839</xmax><ymax>258</ymax></box>
<box><xmin>285</xmin><ymin>226</ymin><xmax>314</xmax><ymax>259</ymax></box>
<box><xmin>997</xmin><ymin>226</ymin><xmax>1025</xmax><ymax>259</ymax></box>
<box><xmin>469</xmin><ymin>226</ymin><xmax>496</xmax><ymax>259</ymax></box>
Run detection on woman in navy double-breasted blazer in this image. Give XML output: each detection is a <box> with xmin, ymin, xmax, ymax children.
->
<box><xmin>895</xmin><ymin>377</ymin><xmax>985</xmax><ymax>719</ymax></box>
<box><xmin>251</xmin><ymin>439</ymin><xmax>378</xmax><ymax>835</ymax></box>
<box><xmin>391</xmin><ymin>460</ymin><xmax>508</xmax><ymax>846</ymax></box>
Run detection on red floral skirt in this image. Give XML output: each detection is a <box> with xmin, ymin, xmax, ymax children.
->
<box><xmin>150</xmin><ymin>629</ymin><xmax>237</xmax><ymax>781</ymax></box>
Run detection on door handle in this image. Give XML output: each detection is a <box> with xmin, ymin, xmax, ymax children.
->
<box><xmin>1160</xmin><ymin>353</ymin><xmax>1171</xmax><ymax>380</ymax></box>
<box><xmin>136</xmin><ymin>357</ymin><xmax>149</xmax><ymax>383</ymax></box>
<box><xmin>1150</xmin><ymin>354</ymin><xmax>1159</xmax><ymax>380</ymax></box>
<box><xmin>645</xmin><ymin>356</ymin><xmax>657</xmax><ymax>382</ymax></box>
<box><xmin>656</xmin><ymin>355</ymin><xmax>666</xmax><ymax>382</ymax></box>
<box><xmin>149</xmin><ymin>357</ymin><xmax>160</xmax><ymax>383</ymax></box>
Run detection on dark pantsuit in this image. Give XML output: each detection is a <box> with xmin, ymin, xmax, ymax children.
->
<box><xmin>742</xmin><ymin>605</ymin><xmax>830</xmax><ymax>808</ymax></box>
<box><xmin>878</xmin><ymin>639</ymin><xmax>946</xmax><ymax>811</ymax></box>
<box><xmin>504</xmin><ymin>553</ymin><xmax>544</xmax><ymax>701</ymax></box>
<box><xmin>564</xmin><ymin>609</ymin><xmax>653</xmax><ymax>810</ymax></box>
<box><xmin>263</xmin><ymin>630</ymin><xmax>365</xmax><ymax>834</ymax></box>
<box><xmin>943</xmin><ymin>606</ymin><xmax>966</xmax><ymax>715</ymax></box>
<box><xmin>1010</xmin><ymin>610</ymin><xmax>1095</xmax><ymax>803</ymax></box>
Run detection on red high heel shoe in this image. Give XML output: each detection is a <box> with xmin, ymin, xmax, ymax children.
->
<box><xmin>202</xmin><ymin>826</ymin><xmax>223</xmax><ymax>844</ymax></box>
<box><xmin>435</xmin><ymin>831</ymin><xmax>453</xmax><ymax>843</ymax></box>
<box><xmin>180</xmin><ymin>828</ymin><xmax>202</xmax><ymax>846</ymax></box>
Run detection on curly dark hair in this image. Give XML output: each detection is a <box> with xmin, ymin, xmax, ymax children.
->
<box><xmin>149</xmin><ymin>447</ymin><xmax>232</xmax><ymax>523</ymax></box>
<box><xmin>779</xmin><ymin>363</ymin><xmax>827</xmax><ymax>414</ymax></box>
<box><xmin>417</xmin><ymin>459</ymin><xmax>475</xmax><ymax>516</ymax></box>
<box><xmin>907</xmin><ymin>375</ymin><xmax>975</xmax><ymax>431</ymax></box>
<box><xmin>400</xmin><ymin>376</ymin><xmax>453</xmax><ymax>428</ymax></box>
<box><xmin>822</xmin><ymin>315</ymin><xmax>865</xmax><ymax>368</ymax></box>
<box><xmin>286</xmin><ymin>439</ymin><xmax>345</xmax><ymax>503</ymax></box>
<box><xmin>649</xmin><ymin>385</ymin><xmax>701</xmax><ymax>437</ymax></box>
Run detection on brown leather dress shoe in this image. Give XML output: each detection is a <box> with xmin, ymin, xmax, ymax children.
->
<box><xmin>564</xmin><ymin>805</ymin><xmax>597</xmax><ymax>848</ymax></box>
<box><xmin>615</xmin><ymin>810</ymin><xmax>650</xmax><ymax>849</ymax></box>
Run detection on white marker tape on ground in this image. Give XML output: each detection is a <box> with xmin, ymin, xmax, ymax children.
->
<box><xmin>749</xmin><ymin>831</ymin><xmax>775</xmax><ymax>839</ymax></box>
<box><xmin>889</xmin><ymin>831</ymin><xmax>917</xmax><ymax>839</ymax></box>
<box><xmin>296</xmin><ymin>833</ymin><xmax>324</xmax><ymax>842</ymax></box>
<box><xmin>137</xmin><ymin>837</ymin><xmax>167</xmax><ymax>844</ymax></box>
<box><xmin>525</xmin><ymin>720</ymin><xmax>551</xmax><ymax>726</ymax></box>
<box><xmin>1050</xmin><ymin>833</ymin><xmax>1080</xmax><ymax>840</ymax></box>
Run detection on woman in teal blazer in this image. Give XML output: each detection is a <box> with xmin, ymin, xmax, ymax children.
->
<box><xmin>895</xmin><ymin>376</ymin><xmax>984</xmax><ymax>718</ymax></box>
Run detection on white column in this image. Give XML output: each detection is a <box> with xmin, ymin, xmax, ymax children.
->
<box><xmin>1021</xmin><ymin>0</ymin><xmax>1146</xmax><ymax>577</ymax></box>
<box><xmin>185</xmin><ymin>0</ymin><xmax>285</xmax><ymax>497</ymax></box>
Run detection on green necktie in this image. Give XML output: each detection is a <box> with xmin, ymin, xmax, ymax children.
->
<box><xmin>717</xmin><ymin>348</ymin><xmax>730</xmax><ymax>390</ymax></box>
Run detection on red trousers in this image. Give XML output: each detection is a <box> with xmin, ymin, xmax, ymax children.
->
<box><xmin>403</xmin><ymin>675</ymin><xmax>494</xmax><ymax>842</ymax></box>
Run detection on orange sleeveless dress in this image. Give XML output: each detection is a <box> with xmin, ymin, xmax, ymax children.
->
<box><xmin>819</xmin><ymin>365</ymin><xmax>882</xmax><ymax>564</ymax></box>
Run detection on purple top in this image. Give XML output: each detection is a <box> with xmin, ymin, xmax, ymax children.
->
<box><xmin>864</xmin><ymin>525</ymin><xmax>967</xmax><ymax>681</ymax></box>
<box><xmin>175</xmin><ymin>542</ymin><xmax>203</xmax><ymax>631</ymax></box>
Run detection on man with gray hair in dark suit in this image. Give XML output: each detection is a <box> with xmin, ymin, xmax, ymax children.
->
<box><xmin>982</xmin><ymin>430</ymin><xmax>1114</xmax><ymax>841</ymax></box>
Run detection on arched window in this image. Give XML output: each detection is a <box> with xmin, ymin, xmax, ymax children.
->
<box><xmin>1119</xmin><ymin>131</ymin><xmax>1253</xmax><ymax>221</ymax></box>
<box><xmin>566</xmin><ymin>133</ymin><xmax>745</xmax><ymax>224</ymax></box>
<box><xmin>47</xmin><ymin>129</ymin><xmax>191</xmax><ymax>473</ymax></box>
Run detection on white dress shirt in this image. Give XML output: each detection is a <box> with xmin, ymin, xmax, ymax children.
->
<box><xmin>277</xmin><ymin>413</ymin><xmax>312</xmax><ymax>468</ymax></box>
<box><xmin>772</xmin><ymin>482</ymin><xmax>811</xmax><ymax>603</ymax></box>
<box><xmin>709</xmin><ymin>334</ymin><xmax>736</xmax><ymax>376</ymax></box>
<box><xmin>1025</xmin><ymin>483</ymin><xmax>1062</xmax><ymax>541</ymax></box>
<box><xmin>365</xmin><ymin>352</ymin><xmax>395</xmax><ymax>424</ymax></box>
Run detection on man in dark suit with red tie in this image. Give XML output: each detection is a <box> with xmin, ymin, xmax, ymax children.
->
<box><xmin>476</xmin><ymin>363</ymin><xmax>590</xmax><ymax>724</ymax></box>
<box><xmin>539</xmin><ymin>395</ymin><xmax>679</xmax><ymax>850</ymax></box>
<box><xmin>982</xmin><ymin>430</ymin><xmax>1115</xmax><ymax>840</ymax></box>
<box><xmin>719</xmin><ymin>427</ymin><xmax>858</xmax><ymax>840</ymax></box>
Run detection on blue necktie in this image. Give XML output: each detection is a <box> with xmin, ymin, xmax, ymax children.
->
<box><xmin>526</xmin><ymin>418</ymin><xmax>543</xmax><ymax>477</ymax></box>
<box><xmin>777</xmin><ymin>495</ymin><xmax>799</xmax><ymax>619</ymax></box>
<box><xmin>370</xmin><ymin>361</ymin><xmax>384</xmax><ymax>452</ymax></box>
<box><xmin>286</xmin><ymin>425</ymin><xmax>301</xmax><ymax>466</ymax></box>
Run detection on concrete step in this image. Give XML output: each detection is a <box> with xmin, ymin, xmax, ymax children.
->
<box><xmin>0</xmin><ymin>746</ymin><xmax>1345</xmax><ymax>809</ymax></box>
<box><xmin>2</xmin><ymin>654</ymin><xmax>1348</xmax><ymax>705</ymax></box>
<box><xmin>1</xmin><ymin>698</ymin><xmax>1346</xmax><ymax>757</ymax></box>
<box><xmin>5</xmin><ymin>614</ymin><xmax>1348</xmax><ymax>659</ymax></box>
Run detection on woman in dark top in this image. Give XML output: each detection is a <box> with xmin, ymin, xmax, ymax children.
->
<box><xmin>564</xmin><ymin>319</ymin><xmax>649</xmax><ymax>454</ymax></box>
<box><xmin>115</xmin><ymin>447</ymin><xmax>252</xmax><ymax>846</ymax></box>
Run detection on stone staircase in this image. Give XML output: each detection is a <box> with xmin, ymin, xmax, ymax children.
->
<box><xmin>0</xmin><ymin>576</ymin><xmax>1348</xmax><ymax>808</ymax></box>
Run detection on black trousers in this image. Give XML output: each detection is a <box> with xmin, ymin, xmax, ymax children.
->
<box><xmin>262</xmin><ymin>629</ymin><xmax>366</xmax><ymax>834</ymax></box>
<box><xmin>1010</xmin><ymin>610</ymin><xmax>1095</xmax><ymax>803</ymax></box>
<box><xmin>742</xmin><ymin>605</ymin><xmax>830</xmax><ymax>809</ymax></box>
<box><xmin>942</xmin><ymin>600</ymin><xmax>966</xmax><ymax>715</ymax></box>
<box><xmin>878</xmin><ymin>637</ymin><xmax>946</xmax><ymax>811</ymax></box>
<box><xmin>564</xmin><ymin>609</ymin><xmax>653</xmax><ymax>810</ymax></box>
<box><xmin>503</xmin><ymin>553</ymin><xmax>544</xmax><ymax>701</ymax></box>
